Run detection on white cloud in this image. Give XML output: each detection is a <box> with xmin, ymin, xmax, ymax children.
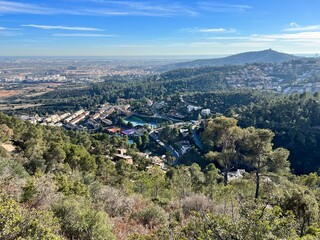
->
<box><xmin>290</xmin><ymin>22</ymin><xmax>299</xmax><ymax>27</ymax></box>
<box><xmin>206</xmin><ymin>36</ymin><xmax>250</xmax><ymax>40</ymax></box>
<box><xmin>283</xmin><ymin>23</ymin><xmax>320</xmax><ymax>32</ymax></box>
<box><xmin>198</xmin><ymin>28</ymin><xmax>233</xmax><ymax>33</ymax></box>
<box><xmin>53</xmin><ymin>33</ymin><xmax>117</xmax><ymax>37</ymax></box>
<box><xmin>22</xmin><ymin>24</ymin><xmax>104</xmax><ymax>31</ymax></box>
<box><xmin>183</xmin><ymin>27</ymin><xmax>236</xmax><ymax>33</ymax></box>
<box><xmin>198</xmin><ymin>2</ymin><xmax>252</xmax><ymax>13</ymax></box>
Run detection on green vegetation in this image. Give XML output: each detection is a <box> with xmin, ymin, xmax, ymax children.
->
<box><xmin>1</xmin><ymin>110</ymin><xmax>320</xmax><ymax>239</ymax></box>
<box><xmin>4</xmin><ymin>61</ymin><xmax>320</xmax><ymax>238</ymax></box>
<box><xmin>235</xmin><ymin>92</ymin><xmax>320</xmax><ymax>174</ymax></box>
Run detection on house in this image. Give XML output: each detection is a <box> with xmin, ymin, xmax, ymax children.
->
<box><xmin>106</xmin><ymin>127</ymin><xmax>122</xmax><ymax>135</ymax></box>
<box><xmin>115</xmin><ymin>105</ymin><xmax>131</xmax><ymax>116</ymax></box>
<box><xmin>101</xmin><ymin>118</ymin><xmax>112</xmax><ymax>126</ymax></box>
<box><xmin>147</xmin><ymin>99</ymin><xmax>153</xmax><ymax>106</ymax></box>
<box><xmin>113</xmin><ymin>148</ymin><xmax>133</xmax><ymax>164</ymax></box>
<box><xmin>179</xmin><ymin>128</ymin><xmax>189</xmax><ymax>137</ymax></box>
<box><xmin>225</xmin><ymin>169</ymin><xmax>246</xmax><ymax>181</ymax></box>
<box><xmin>151</xmin><ymin>156</ymin><xmax>167</xmax><ymax>170</ymax></box>
<box><xmin>91</xmin><ymin>112</ymin><xmax>101</xmax><ymax>120</ymax></box>
<box><xmin>59</xmin><ymin>112</ymin><xmax>71</xmax><ymax>121</ymax></box>
<box><xmin>122</xmin><ymin>129</ymin><xmax>136</xmax><ymax>136</ymax></box>
<box><xmin>87</xmin><ymin>119</ymin><xmax>100</xmax><ymax>129</ymax></box>
<box><xmin>64</xmin><ymin>109</ymin><xmax>85</xmax><ymax>123</ymax></box>
<box><xmin>154</xmin><ymin>101</ymin><xmax>166</xmax><ymax>109</ymax></box>
<box><xmin>20</xmin><ymin>115</ymin><xmax>40</xmax><ymax>124</ymax></box>
<box><xmin>177</xmin><ymin>140</ymin><xmax>192</xmax><ymax>155</ymax></box>
<box><xmin>137</xmin><ymin>152</ymin><xmax>150</xmax><ymax>159</ymax></box>
<box><xmin>69</xmin><ymin>111</ymin><xmax>90</xmax><ymax>125</ymax></box>
<box><xmin>201</xmin><ymin>109</ymin><xmax>211</xmax><ymax>116</ymax></box>
<box><xmin>181</xmin><ymin>145</ymin><xmax>191</xmax><ymax>155</ymax></box>
<box><xmin>187</xmin><ymin>105</ymin><xmax>202</xmax><ymax>113</ymax></box>
<box><xmin>101</xmin><ymin>108</ymin><xmax>115</xmax><ymax>117</ymax></box>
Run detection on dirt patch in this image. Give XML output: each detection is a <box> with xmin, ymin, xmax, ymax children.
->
<box><xmin>1</xmin><ymin>143</ymin><xmax>16</xmax><ymax>153</ymax></box>
<box><xmin>0</xmin><ymin>90</ymin><xmax>23</xmax><ymax>98</ymax></box>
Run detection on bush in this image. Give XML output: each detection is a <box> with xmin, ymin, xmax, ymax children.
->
<box><xmin>0</xmin><ymin>158</ymin><xmax>29</xmax><ymax>198</ymax></box>
<box><xmin>91</xmin><ymin>184</ymin><xmax>135</xmax><ymax>217</ymax></box>
<box><xmin>181</xmin><ymin>194</ymin><xmax>214</xmax><ymax>216</ymax></box>
<box><xmin>0</xmin><ymin>191</ymin><xmax>62</xmax><ymax>239</ymax></box>
<box><xmin>131</xmin><ymin>204</ymin><xmax>168</xmax><ymax>229</ymax></box>
<box><xmin>53</xmin><ymin>195</ymin><xmax>115</xmax><ymax>240</ymax></box>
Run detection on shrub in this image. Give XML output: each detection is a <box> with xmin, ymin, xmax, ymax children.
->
<box><xmin>131</xmin><ymin>204</ymin><xmax>168</xmax><ymax>229</ymax></box>
<box><xmin>53</xmin><ymin>195</ymin><xmax>115</xmax><ymax>240</ymax></box>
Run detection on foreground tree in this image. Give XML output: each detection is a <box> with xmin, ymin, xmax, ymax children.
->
<box><xmin>241</xmin><ymin>127</ymin><xmax>290</xmax><ymax>198</ymax></box>
<box><xmin>202</xmin><ymin>117</ymin><xmax>243</xmax><ymax>185</ymax></box>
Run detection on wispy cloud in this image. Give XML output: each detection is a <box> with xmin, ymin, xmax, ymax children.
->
<box><xmin>206</xmin><ymin>35</ymin><xmax>276</xmax><ymax>42</ymax></box>
<box><xmin>22</xmin><ymin>24</ymin><xmax>104</xmax><ymax>31</ymax></box>
<box><xmin>167</xmin><ymin>41</ymin><xmax>221</xmax><ymax>47</ymax></box>
<box><xmin>248</xmin><ymin>32</ymin><xmax>320</xmax><ymax>49</ymax></box>
<box><xmin>0</xmin><ymin>1</ymin><xmax>64</xmax><ymax>14</ymax></box>
<box><xmin>0</xmin><ymin>31</ymin><xmax>22</xmax><ymax>36</ymax></box>
<box><xmin>7</xmin><ymin>38</ymin><xmax>54</xmax><ymax>43</ymax></box>
<box><xmin>283</xmin><ymin>22</ymin><xmax>320</xmax><ymax>32</ymax></box>
<box><xmin>0</xmin><ymin>26</ymin><xmax>22</xmax><ymax>36</ymax></box>
<box><xmin>183</xmin><ymin>27</ymin><xmax>236</xmax><ymax>33</ymax></box>
<box><xmin>0</xmin><ymin>0</ymin><xmax>197</xmax><ymax>17</ymax></box>
<box><xmin>257</xmin><ymin>32</ymin><xmax>320</xmax><ymax>41</ymax></box>
<box><xmin>53</xmin><ymin>33</ymin><xmax>117</xmax><ymax>37</ymax></box>
<box><xmin>198</xmin><ymin>2</ymin><xmax>252</xmax><ymax>13</ymax></box>
<box><xmin>90</xmin><ymin>0</ymin><xmax>197</xmax><ymax>16</ymax></box>
<box><xmin>205</xmin><ymin>31</ymin><xmax>320</xmax><ymax>43</ymax></box>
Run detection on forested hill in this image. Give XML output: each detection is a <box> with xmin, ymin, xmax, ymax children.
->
<box><xmin>26</xmin><ymin>66</ymin><xmax>231</xmax><ymax>113</ymax></box>
<box><xmin>1</xmin><ymin>111</ymin><xmax>320</xmax><ymax>239</ymax></box>
<box><xmin>166</xmin><ymin>49</ymin><xmax>302</xmax><ymax>69</ymax></box>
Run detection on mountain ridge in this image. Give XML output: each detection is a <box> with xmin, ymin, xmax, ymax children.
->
<box><xmin>165</xmin><ymin>49</ymin><xmax>303</xmax><ymax>70</ymax></box>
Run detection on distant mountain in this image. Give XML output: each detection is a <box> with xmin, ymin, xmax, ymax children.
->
<box><xmin>165</xmin><ymin>49</ymin><xmax>303</xmax><ymax>69</ymax></box>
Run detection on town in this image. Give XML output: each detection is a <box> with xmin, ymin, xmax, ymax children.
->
<box><xmin>18</xmin><ymin>100</ymin><xmax>213</xmax><ymax>174</ymax></box>
<box><xmin>0</xmin><ymin>57</ymin><xmax>178</xmax><ymax>83</ymax></box>
<box><xmin>224</xmin><ymin>58</ymin><xmax>320</xmax><ymax>93</ymax></box>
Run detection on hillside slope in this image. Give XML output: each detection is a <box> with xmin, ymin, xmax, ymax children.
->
<box><xmin>167</xmin><ymin>49</ymin><xmax>302</xmax><ymax>69</ymax></box>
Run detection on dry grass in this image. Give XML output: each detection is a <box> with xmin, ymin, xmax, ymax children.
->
<box><xmin>0</xmin><ymin>90</ymin><xmax>23</xmax><ymax>98</ymax></box>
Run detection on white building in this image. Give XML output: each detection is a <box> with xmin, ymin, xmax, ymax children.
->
<box><xmin>201</xmin><ymin>109</ymin><xmax>211</xmax><ymax>116</ymax></box>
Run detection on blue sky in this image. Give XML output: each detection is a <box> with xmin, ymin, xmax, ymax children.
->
<box><xmin>1</xmin><ymin>0</ymin><xmax>320</xmax><ymax>56</ymax></box>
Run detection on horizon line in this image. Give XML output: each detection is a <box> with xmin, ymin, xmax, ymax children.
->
<box><xmin>0</xmin><ymin>51</ymin><xmax>318</xmax><ymax>59</ymax></box>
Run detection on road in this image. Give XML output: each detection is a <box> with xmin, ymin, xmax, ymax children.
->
<box><xmin>149</xmin><ymin>131</ymin><xmax>180</xmax><ymax>164</ymax></box>
<box><xmin>191</xmin><ymin>128</ymin><xmax>204</xmax><ymax>151</ymax></box>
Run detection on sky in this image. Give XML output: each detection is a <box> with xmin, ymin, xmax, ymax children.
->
<box><xmin>1</xmin><ymin>0</ymin><xmax>320</xmax><ymax>56</ymax></box>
